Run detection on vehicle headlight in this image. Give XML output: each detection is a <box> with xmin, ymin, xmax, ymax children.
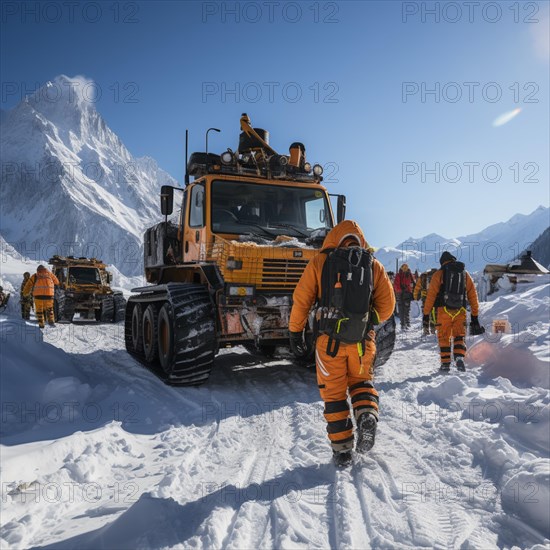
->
<box><xmin>313</xmin><ymin>164</ymin><xmax>323</xmax><ymax>176</ymax></box>
<box><xmin>226</xmin><ymin>258</ymin><xmax>243</xmax><ymax>270</ymax></box>
<box><xmin>303</xmin><ymin>162</ymin><xmax>312</xmax><ymax>173</ymax></box>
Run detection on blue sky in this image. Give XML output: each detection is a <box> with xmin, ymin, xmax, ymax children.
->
<box><xmin>2</xmin><ymin>0</ymin><xmax>549</xmax><ymax>247</ymax></box>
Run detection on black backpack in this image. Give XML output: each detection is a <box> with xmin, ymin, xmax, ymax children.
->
<box><xmin>440</xmin><ymin>261</ymin><xmax>466</xmax><ymax>309</ymax></box>
<box><xmin>317</xmin><ymin>247</ymin><xmax>373</xmax><ymax>345</ymax></box>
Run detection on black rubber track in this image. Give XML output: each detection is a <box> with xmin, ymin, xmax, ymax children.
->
<box><xmin>124</xmin><ymin>283</ymin><xmax>216</xmax><ymax>386</ymax></box>
<box><xmin>54</xmin><ymin>289</ymin><xmax>75</xmax><ymax>322</ymax></box>
<box><xmin>163</xmin><ymin>283</ymin><xmax>216</xmax><ymax>385</ymax></box>
<box><xmin>113</xmin><ymin>293</ymin><xmax>126</xmax><ymax>323</ymax></box>
<box><xmin>99</xmin><ymin>295</ymin><xmax>115</xmax><ymax>323</ymax></box>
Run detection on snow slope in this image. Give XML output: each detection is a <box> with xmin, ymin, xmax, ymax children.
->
<box><xmin>376</xmin><ymin>205</ymin><xmax>549</xmax><ymax>273</ymax></box>
<box><xmin>0</xmin><ymin>75</ymin><xmax>178</xmax><ymax>276</ymax></box>
<box><xmin>1</xmin><ymin>280</ymin><xmax>548</xmax><ymax>549</ymax></box>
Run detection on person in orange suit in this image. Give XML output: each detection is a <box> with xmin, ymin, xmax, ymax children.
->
<box><xmin>23</xmin><ymin>265</ymin><xmax>59</xmax><ymax>329</ymax></box>
<box><xmin>414</xmin><ymin>268</ymin><xmax>438</xmax><ymax>334</ymax></box>
<box><xmin>289</xmin><ymin>220</ymin><xmax>395</xmax><ymax>466</ymax></box>
<box><xmin>423</xmin><ymin>252</ymin><xmax>481</xmax><ymax>372</ymax></box>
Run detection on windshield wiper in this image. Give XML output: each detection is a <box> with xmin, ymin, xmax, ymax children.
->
<box><xmin>269</xmin><ymin>223</ymin><xmax>309</xmax><ymax>238</ymax></box>
<box><xmin>238</xmin><ymin>221</ymin><xmax>280</xmax><ymax>238</ymax></box>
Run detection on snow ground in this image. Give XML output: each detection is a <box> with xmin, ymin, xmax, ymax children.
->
<box><xmin>0</xmin><ymin>283</ymin><xmax>549</xmax><ymax>549</ymax></box>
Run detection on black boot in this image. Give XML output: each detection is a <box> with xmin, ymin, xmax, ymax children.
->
<box><xmin>439</xmin><ymin>363</ymin><xmax>451</xmax><ymax>373</ymax></box>
<box><xmin>333</xmin><ymin>450</ymin><xmax>352</xmax><ymax>467</ymax></box>
<box><xmin>455</xmin><ymin>358</ymin><xmax>465</xmax><ymax>372</ymax></box>
<box><xmin>356</xmin><ymin>412</ymin><xmax>377</xmax><ymax>453</ymax></box>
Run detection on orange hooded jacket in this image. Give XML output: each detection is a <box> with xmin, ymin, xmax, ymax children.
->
<box><xmin>23</xmin><ymin>267</ymin><xmax>59</xmax><ymax>298</ymax></box>
<box><xmin>289</xmin><ymin>220</ymin><xmax>395</xmax><ymax>333</ymax></box>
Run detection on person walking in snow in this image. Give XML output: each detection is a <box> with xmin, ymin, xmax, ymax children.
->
<box><xmin>288</xmin><ymin>220</ymin><xmax>395</xmax><ymax>467</ymax></box>
<box><xmin>414</xmin><ymin>268</ymin><xmax>437</xmax><ymax>335</ymax></box>
<box><xmin>423</xmin><ymin>252</ymin><xmax>484</xmax><ymax>372</ymax></box>
<box><xmin>393</xmin><ymin>263</ymin><xmax>414</xmax><ymax>330</ymax></box>
<box><xmin>23</xmin><ymin>265</ymin><xmax>59</xmax><ymax>328</ymax></box>
<box><xmin>0</xmin><ymin>286</ymin><xmax>10</xmax><ymax>311</ymax></box>
<box><xmin>20</xmin><ymin>272</ymin><xmax>33</xmax><ymax>320</ymax></box>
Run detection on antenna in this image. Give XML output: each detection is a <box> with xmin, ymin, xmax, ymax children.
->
<box><xmin>184</xmin><ymin>129</ymin><xmax>189</xmax><ymax>186</ymax></box>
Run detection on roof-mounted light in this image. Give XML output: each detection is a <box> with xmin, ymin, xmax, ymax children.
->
<box><xmin>313</xmin><ymin>164</ymin><xmax>323</xmax><ymax>176</ymax></box>
<box><xmin>304</xmin><ymin>162</ymin><xmax>312</xmax><ymax>173</ymax></box>
<box><xmin>221</xmin><ymin>150</ymin><xmax>234</xmax><ymax>165</ymax></box>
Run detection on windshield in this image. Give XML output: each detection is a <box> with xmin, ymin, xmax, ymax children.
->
<box><xmin>211</xmin><ymin>180</ymin><xmax>333</xmax><ymax>238</ymax></box>
<box><xmin>69</xmin><ymin>267</ymin><xmax>101</xmax><ymax>285</ymax></box>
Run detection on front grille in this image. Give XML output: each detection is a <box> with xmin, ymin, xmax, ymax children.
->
<box><xmin>261</xmin><ymin>259</ymin><xmax>309</xmax><ymax>288</ymax></box>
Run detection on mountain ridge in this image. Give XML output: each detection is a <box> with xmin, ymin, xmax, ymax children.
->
<box><xmin>0</xmin><ymin>75</ymin><xmax>178</xmax><ymax>276</ymax></box>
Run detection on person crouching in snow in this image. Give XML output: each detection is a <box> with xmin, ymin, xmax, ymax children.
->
<box><xmin>288</xmin><ymin>220</ymin><xmax>395</xmax><ymax>467</ymax></box>
<box><xmin>23</xmin><ymin>265</ymin><xmax>59</xmax><ymax>329</ymax></box>
<box><xmin>423</xmin><ymin>251</ymin><xmax>483</xmax><ymax>372</ymax></box>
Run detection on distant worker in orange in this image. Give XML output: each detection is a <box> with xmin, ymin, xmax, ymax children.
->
<box><xmin>423</xmin><ymin>252</ymin><xmax>484</xmax><ymax>372</ymax></box>
<box><xmin>393</xmin><ymin>263</ymin><xmax>415</xmax><ymax>330</ymax></box>
<box><xmin>289</xmin><ymin>220</ymin><xmax>395</xmax><ymax>467</ymax></box>
<box><xmin>414</xmin><ymin>268</ymin><xmax>437</xmax><ymax>335</ymax></box>
<box><xmin>23</xmin><ymin>265</ymin><xmax>59</xmax><ymax>329</ymax></box>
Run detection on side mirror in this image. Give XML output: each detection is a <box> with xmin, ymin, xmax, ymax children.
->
<box><xmin>107</xmin><ymin>272</ymin><xmax>112</xmax><ymax>283</ymax></box>
<box><xmin>337</xmin><ymin>195</ymin><xmax>346</xmax><ymax>223</ymax></box>
<box><xmin>161</xmin><ymin>185</ymin><xmax>174</xmax><ymax>216</ymax></box>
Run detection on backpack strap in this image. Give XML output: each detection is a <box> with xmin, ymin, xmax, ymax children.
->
<box><xmin>434</xmin><ymin>267</ymin><xmax>445</xmax><ymax>307</ymax></box>
<box><xmin>326</xmin><ymin>336</ymin><xmax>340</xmax><ymax>357</ymax></box>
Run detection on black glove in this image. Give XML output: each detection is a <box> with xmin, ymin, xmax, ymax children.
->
<box><xmin>469</xmin><ymin>315</ymin><xmax>485</xmax><ymax>335</ymax></box>
<box><xmin>422</xmin><ymin>314</ymin><xmax>430</xmax><ymax>331</ymax></box>
<box><xmin>289</xmin><ymin>331</ymin><xmax>308</xmax><ymax>357</ymax></box>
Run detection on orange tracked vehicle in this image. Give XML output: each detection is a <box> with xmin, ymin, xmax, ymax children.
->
<box><xmin>50</xmin><ymin>255</ymin><xmax>126</xmax><ymax>322</ymax></box>
<box><xmin>125</xmin><ymin>114</ymin><xmax>395</xmax><ymax>385</ymax></box>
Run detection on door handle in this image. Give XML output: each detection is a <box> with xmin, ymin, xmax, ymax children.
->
<box><xmin>195</xmin><ymin>231</ymin><xmax>200</xmax><ymax>242</ymax></box>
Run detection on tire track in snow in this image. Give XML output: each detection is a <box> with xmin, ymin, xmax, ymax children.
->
<box><xmin>175</xmin><ymin>358</ymin><xmax>311</xmax><ymax>548</ymax></box>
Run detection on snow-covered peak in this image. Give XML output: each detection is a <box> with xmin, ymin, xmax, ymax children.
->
<box><xmin>0</xmin><ymin>75</ymin><xmax>178</xmax><ymax>276</ymax></box>
<box><xmin>27</xmin><ymin>75</ymin><xmax>96</xmax><ymax>116</ymax></box>
<box><xmin>376</xmin><ymin>206</ymin><xmax>549</xmax><ymax>273</ymax></box>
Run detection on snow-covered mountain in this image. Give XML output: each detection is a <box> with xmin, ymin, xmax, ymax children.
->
<box><xmin>376</xmin><ymin>205</ymin><xmax>550</xmax><ymax>273</ymax></box>
<box><xmin>522</xmin><ymin>227</ymin><xmax>550</xmax><ymax>269</ymax></box>
<box><xmin>0</xmin><ymin>75</ymin><xmax>178</xmax><ymax>276</ymax></box>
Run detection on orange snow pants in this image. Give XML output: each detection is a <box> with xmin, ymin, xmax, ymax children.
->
<box><xmin>315</xmin><ymin>333</ymin><xmax>379</xmax><ymax>452</ymax></box>
<box><xmin>435</xmin><ymin>307</ymin><xmax>467</xmax><ymax>364</ymax></box>
<box><xmin>34</xmin><ymin>297</ymin><xmax>54</xmax><ymax>328</ymax></box>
